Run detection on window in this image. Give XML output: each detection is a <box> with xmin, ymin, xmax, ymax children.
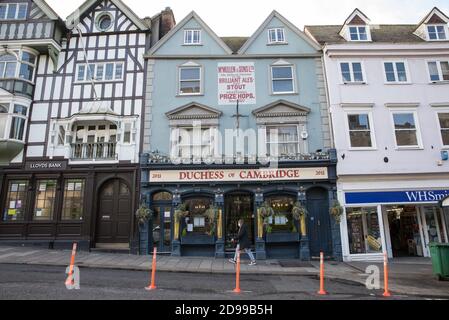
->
<box><xmin>428</xmin><ymin>61</ymin><xmax>449</xmax><ymax>82</ymax></box>
<box><xmin>57</xmin><ymin>126</ymin><xmax>66</xmax><ymax>146</ymax></box>
<box><xmin>392</xmin><ymin>112</ymin><xmax>420</xmax><ymax>147</ymax></box>
<box><xmin>0</xmin><ymin>104</ymin><xmax>7</xmax><ymax>138</ymax></box>
<box><xmin>183</xmin><ymin>198</ymin><xmax>213</xmax><ymax>235</ymax></box>
<box><xmin>384</xmin><ymin>62</ymin><xmax>408</xmax><ymax>83</ymax></box>
<box><xmin>346</xmin><ymin>207</ymin><xmax>382</xmax><ymax>254</ymax></box>
<box><xmin>347</xmin><ymin>113</ymin><xmax>374</xmax><ymax>148</ymax></box>
<box><xmin>3</xmin><ymin>181</ymin><xmax>28</xmax><ymax>221</ymax></box>
<box><xmin>184</xmin><ymin>29</ymin><xmax>201</xmax><ymax>45</ymax></box>
<box><xmin>179</xmin><ymin>67</ymin><xmax>201</xmax><ymax>95</ymax></box>
<box><xmin>0</xmin><ymin>51</ymin><xmax>36</xmax><ymax>82</ymax></box>
<box><xmin>9</xmin><ymin>104</ymin><xmax>27</xmax><ymax>140</ymax></box>
<box><xmin>123</xmin><ymin>123</ymin><xmax>131</xmax><ymax>143</ymax></box>
<box><xmin>173</xmin><ymin>127</ymin><xmax>214</xmax><ymax>159</ymax></box>
<box><xmin>0</xmin><ymin>3</ymin><xmax>27</xmax><ymax>20</ymax></box>
<box><xmin>62</xmin><ymin>180</ymin><xmax>85</xmax><ymax>221</ymax></box>
<box><xmin>427</xmin><ymin>25</ymin><xmax>447</xmax><ymax>41</ymax></box>
<box><xmin>266</xmin><ymin>125</ymin><xmax>299</xmax><ymax>156</ymax></box>
<box><xmin>438</xmin><ymin>113</ymin><xmax>449</xmax><ymax>146</ymax></box>
<box><xmin>349</xmin><ymin>26</ymin><xmax>368</xmax><ymax>41</ymax></box>
<box><xmin>33</xmin><ymin>180</ymin><xmax>57</xmax><ymax>221</ymax></box>
<box><xmin>340</xmin><ymin>62</ymin><xmax>364</xmax><ymax>83</ymax></box>
<box><xmin>97</xmin><ymin>13</ymin><xmax>113</xmax><ymax>32</ymax></box>
<box><xmin>76</xmin><ymin>62</ymin><xmax>124</xmax><ymax>82</ymax></box>
<box><xmin>268</xmin><ymin>28</ymin><xmax>286</xmax><ymax>44</ymax></box>
<box><xmin>271</xmin><ymin>65</ymin><xmax>295</xmax><ymax>94</ymax></box>
<box><xmin>266</xmin><ymin>195</ymin><xmax>297</xmax><ymax>233</ymax></box>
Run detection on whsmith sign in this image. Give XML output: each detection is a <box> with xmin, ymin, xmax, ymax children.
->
<box><xmin>345</xmin><ymin>190</ymin><xmax>449</xmax><ymax>204</ymax></box>
<box><xmin>25</xmin><ymin>161</ymin><xmax>67</xmax><ymax>171</ymax></box>
<box><xmin>149</xmin><ymin>167</ymin><xmax>328</xmax><ymax>183</ymax></box>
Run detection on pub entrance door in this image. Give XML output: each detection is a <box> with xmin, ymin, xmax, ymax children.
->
<box><xmin>306</xmin><ymin>187</ymin><xmax>332</xmax><ymax>258</ymax></box>
<box><xmin>151</xmin><ymin>192</ymin><xmax>173</xmax><ymax>254</ymax></box>
<box><xmin>224</xmin><ymin>193</ymin><xmax>255</xmax><ymax>253</ymax></box>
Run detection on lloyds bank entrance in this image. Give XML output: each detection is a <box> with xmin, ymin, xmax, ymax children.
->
<box><xmin>140</xmin><ymin>152</ymin><xmax>341</xmax><ymax>260</ymax></box>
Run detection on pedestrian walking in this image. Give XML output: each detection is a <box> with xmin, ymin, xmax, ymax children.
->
<box><xmin>229</xmin><ymin>219</ymin><xmax>257</xmax><ymax>266</ymax></box>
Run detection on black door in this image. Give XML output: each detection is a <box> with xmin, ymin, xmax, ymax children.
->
<box><xmin>151</xmin><ymin>204</ymin><xmax>172</xmax><ymax>253</ymax></box>
<box><xmin>307</xmin><ymin>187</ymin><xmax>332</xmax><ymax>258</ymax></box>
<box><xmin>96</xmin><ymin>179</ymin><xmax>132</xmax><ymax>244</ymax></box>
<box><xmin>225</xmin><ymin>193</ymin><xmax>255</xmax><ymax>251</ymax></box>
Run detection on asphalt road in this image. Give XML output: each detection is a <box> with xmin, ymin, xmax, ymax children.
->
<box><xmin>0</xmin><ymin>264</ymin><xmax>441</xmax><ymax>300</ymax></box>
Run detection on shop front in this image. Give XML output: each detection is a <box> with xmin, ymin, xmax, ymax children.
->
<box><xmin>0</xmin><ymin>160</ymin><xmax>139</xmax><ymax>252</ymax></box>
<box><xmin>340</xmin><ymin>186</ymin><xmax>449</xmax><ymax>262</ymax></box>
<box><xmin>140</xmin><ymin>155</ymin><xmax>341</xmax><ymax>260</ymax></box>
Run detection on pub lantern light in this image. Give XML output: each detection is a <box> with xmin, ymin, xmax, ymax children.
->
<box><xmin>298</xmin><ymin>187</ymin><xmax>306</xmax><ymax>202</ymax></box>
<box><xmin>255</xmin><ymin>188</ymin><xmax>264</xmax><ymax>203</ymax></box>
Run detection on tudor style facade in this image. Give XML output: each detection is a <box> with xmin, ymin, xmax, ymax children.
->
<box><xmin>305</xmin><ymin>8</ymin><xmax>449</xmax><ymax>262</ymax></box>
<box><xmin>141</xmin><ymin>11</ymin><xmax>340</xmax><ymax>260</ymax></box>
<box><xmin>0</xmin><ymin>0</ymin><xmax>175</xmax><ymax>252</ymax></box>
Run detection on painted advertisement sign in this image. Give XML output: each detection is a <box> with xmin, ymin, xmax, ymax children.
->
<box><xmin>218</xmin><ymin>62</ymin><xmax>256</xmax><ymax>105</ymax></box>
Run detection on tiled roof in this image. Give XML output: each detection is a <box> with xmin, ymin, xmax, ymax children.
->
<box><xmin>305</xmin><ymin>25</ymin><xmax>432</xmax><ymax>45</ymax></box>
<box><xmin>221</xmin><ymin>37</ymin><xmax>249</xmax><ymax>53</ymax></box>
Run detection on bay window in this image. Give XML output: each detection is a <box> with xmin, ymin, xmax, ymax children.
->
<box><xmin>0</xmin><ymin>51</ymin><xmax>36</xmax><ymax>82</ymax></box>
<box><xmin>0</xmin><ymin>103</ymin><xmax>28</xmax><ymax>141</ymax></box>
<box><xmin>266</xmin><ymin>125</ymin><xmax>299</xmax><ymax>156</ymax></box>
<box><xmin>0</xmin><ymin>105</ymin><xmax>7</xmax><ymax>138</ymax></box>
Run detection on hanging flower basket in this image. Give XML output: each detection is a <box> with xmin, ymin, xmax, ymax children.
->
<box><xmin>329</xmin><ymin>200</ymin><xmax>344</xmax><ymax>223</ymax></box>
<box><xmin>135</xmin><ymin>204</ymin><xmax>152</xmax><ymax>226</ymax></box>
<box><xmin>204</xmin><ymin>206</ymin><xmax>218</xmax><ymax>237</ymax></box>
<box><xmin>292</xmin><ymin>202</ymin><xmax>308</xmax><ymax>221</ymax></box>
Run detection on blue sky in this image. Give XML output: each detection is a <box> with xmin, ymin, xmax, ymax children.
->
<box><xmin>46</xmin><ymin>0</ymin><xmax>449</xmax><ymax>36</ymax></box>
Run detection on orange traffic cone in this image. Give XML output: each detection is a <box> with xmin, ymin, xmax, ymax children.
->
<box><xmin>233</xmin><ymin>250</ymin><xmax>241</xmax><ymax>294</ymax></box>
<box><xmin>145</xmin><ymin>247</ymin><xmax>158</xmax><ymax>291</ymax></box>
<box><xmin>65</xmin><ymin>243</ymin><xmax>77</xmax><ymax>286</ymax></box>
<box><xmin>317</xmin><ymin>252</ymin><xmax>328</xmax><ymax>295</ymax></box>
<box><xmin>383</xmin><ymin>253</ymin><xmax>391</xmax><ymax>297</ymax></box>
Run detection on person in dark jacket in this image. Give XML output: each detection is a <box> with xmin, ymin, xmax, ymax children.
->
<box><xmin>229</xmin><ymin>219</ymin><xmax>256</xmax><ymax>266</ymax></box>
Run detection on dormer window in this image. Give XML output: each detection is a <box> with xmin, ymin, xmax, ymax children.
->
<box><xmin>349</xmin><ymin>26</ymin><xmax>368</xmax><ymax>41</ymax></box>
<box><xmin>427</xmin><ymin>25</ymin><xmax>447</xmax><ymax>40</ymax></box>
<box><xmin>184</xmin><ymin>29</ymin><xmax>201</xmax><ymax>45</ymax></box>
<box><xmin>268</xmin><ymin>28</ymin><xmax>286</xmax><ymax>44</ymax></box>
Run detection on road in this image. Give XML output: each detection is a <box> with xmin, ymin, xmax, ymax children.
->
<box><xmin>0</xmin><ymin>264</ymin><xmax>444</xmax><ymax>300</ymax></box>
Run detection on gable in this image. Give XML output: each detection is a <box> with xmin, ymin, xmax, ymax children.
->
<box><xmin>239</xmin><ymin>12</ymin><xmax>320</xmax><ymax>55</ymax></box>
<box><xmin>29</xmin><ymin>1</ymin><xmax>51</xmax><ymax>20</ymax></box>
<box><xmin>31</xmin><ymin>0</ymin><xmax>61</xmax><ymax>20</ymax></box>
<box><xmin>166</xmin><ymin>103</ymin><xmax>222</xmax><ymax>120</ymax></box>
<box><xmin>149</xmin><ymin>12</ymin><xmax>232</xmax><ymax>56</ymax></box>
<box><xmin>253</xmin><ymin>100</ymin><xmax>310</xmax><ymax>118</ymax></box>
<box><xmin>348</xmin><ymin>15</ymin><xmax>367</xmax><ymax>25</ymax></box>
<box><xmin>428</xmin><ymin>14</ymin><xmax>446</xmax><ymax>24</ymax></box>
<box><xmin>67</xmin><ymin>0</ymin><xmax>147</xmax><ymax>33</ymax></box>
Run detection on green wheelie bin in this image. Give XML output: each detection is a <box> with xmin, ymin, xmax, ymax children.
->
<box><xmin>429</xmin><ymin>243</ymin><xmax>449</xmax><ymax>281</ymax></box>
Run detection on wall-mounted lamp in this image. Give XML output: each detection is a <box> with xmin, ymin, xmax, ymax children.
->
<box><xmin>301</xmin><ymin>130</ymin><xmax>309</xmax><ymax>140</ymax></box>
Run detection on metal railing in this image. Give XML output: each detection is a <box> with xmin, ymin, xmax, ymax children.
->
<box><xmin>70</xmin><ymin>142</ymin><xmax>117</xmax><ymax>161</ymax></box>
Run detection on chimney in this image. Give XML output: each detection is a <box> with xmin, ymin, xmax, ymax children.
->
<box><xmin>159</xmin><ymin>7</ymin><xmax>176</xmax><ymax>39</ymax></box>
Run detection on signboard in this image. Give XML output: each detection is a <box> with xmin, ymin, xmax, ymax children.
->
<box><xmin>149</xmin><ymin>167</ymin><xmax>328</xmax><ymax>184</ymax></box>
<box><xmin>218</xmin><ymin>62</ymin><xmax>256</xmax><ymax>105</ymax></box>
<box><xmin>25</xmin><ymin>161</ymin><xmax>67</xmax><ymax>171</ymax></box>
<box><xmin>345</xmin><ymin>190</ymin><xmax>449</xmax><ymax>205</ymax></box>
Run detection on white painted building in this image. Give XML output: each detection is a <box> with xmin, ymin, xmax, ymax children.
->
<box><xmin>306</xmin><ymin>8</ymin><xmax>449</xmax><ymax>261</ymax></box>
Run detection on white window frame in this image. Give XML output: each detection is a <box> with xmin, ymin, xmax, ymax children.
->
<box><xmin>435</xmin><ymin>110</ymin><xmax>449</xmax><ymax>149</ymax></box>
<box><xmin>339</xmin><ymin>61</ymin><xmax>366</xmax><ymax>84</ymax></box>
<box><xmin>348</xmin><ymin>25</ymin><xmax>370</xmax><ymax>41</ymax></box>
<box><xmin>270</xmin><ymin>63</ymin><xmax>296</xmax><ymax>95</ymax></box>
<box><xmin>426</xmin><ymin>24</ymin><xmax>448</xmax><ymax>41</ymax></box>
<box><xmin>75</xmin><ymin>62</ymin><xmax>124</xmax><ymax>83</ymax></box>
<box><xmin>265</xmin><ymin>124</ymin><xmax>301</xmax><ymax>156</ymax></box>
<box><xmin>267</xmin><ymin>28</ymin><xmax>287</xmax><ymax>44</ymax></box>
<box><xmin>183</xmin><ymin>29</ymin><xmax>202</xmax><ymax>45</ymax></box>
<box><xmin>426</xmin><ymin>60</ymin><xmax>449</xmax><ymax>83</ymax></box>
<box><xmin>171</xmin><ymin>126</ymin><xmax>216</xmax><ymax>160</ymax></box>
<box><xmin>0</xmin><ymin>3</ymin><xmax>28</xmax><ymax>20</ymax></box>
<box><xmin>390</xmin><ymin>109</ymin><xmax>423</xmax><ymax>150</ymax></box>
<box><xmin>344</xmin><ymin>110</ymin><xmax>377</xmax><ymax>151</ymax></box>
<box><xmin>0</xmin><ymin>49</ymin><xmax>37</xmax><ymax>83</ymax></box>
<box><xmin>383</xmin><ymin>60</ymin><xmax>411</xmax><ymax>84</ymax></box>
<box><xmin>0</xmin><ymin>99</ymin><xmax>29</xmax><ymax>142</ymax></box>
<box><xmin>178</xmin><ymin>65</ymin><xmax>202</xmax><ymax>96</ymax></box>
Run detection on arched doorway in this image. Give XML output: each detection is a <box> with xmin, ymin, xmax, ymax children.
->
<box><xmin>225</xmin><ymin>192</ymin><xmax>255</xmax><ymax>252</ymax></box>
<box><xmin>96</xmin><ymin>179</ymin><xmax>132</xmax><ymax>245</ymax></box>
<box><xmin>306</xmin><ymin>187</ymin><xmax>332</xmax><ymax>258</ymax></box>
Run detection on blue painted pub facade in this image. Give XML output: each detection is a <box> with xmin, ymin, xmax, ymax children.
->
<box><xmin>140</xmin><ymin>11</ymin><xmax>341</xmax><ymax>260</ymax></box>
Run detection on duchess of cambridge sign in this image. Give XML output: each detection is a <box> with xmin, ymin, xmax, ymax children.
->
<box><xmin>218</xmin><ymin>62</ymin><xmax>256</xmax><ymax>105</ymax></box>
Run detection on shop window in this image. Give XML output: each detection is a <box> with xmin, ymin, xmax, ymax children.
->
<box><xmin>153</xmin><ymin>192</ymin><xmax>172</xmax><ymax>202</ymax></box>
<box><xmin>266</xmin><ymin>195</ymin><xmax>296</xmax><ymax>233</ymax></box>
<box><xmin>33</xmin><ymin>180</ymin><xmax>57</xmax><ymax>221</ymax></box>
<box><xmin>3</xmin><ymin>180</ymin><xmax>28</xmax><ymax>221</ymax></box>
<box><xmin>62</xmin><ymin>179</ymin><xmax>85</xmax><ymax>221</ymax></box>
<box><xmin>183</xmin><ymin>198</ymin><xmax>213</xmax><ymax>236</ymax></box>
<box><xmin>346</xmin><ymin>207</ymin><xmax>382</xmax><ymax>254</ymax></box>
<box><xmin>266</xmin><ymin>125</ymin><xmax>299</xmax><ymax>156</ymax></box>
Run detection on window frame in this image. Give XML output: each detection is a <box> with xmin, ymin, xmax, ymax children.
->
<box><xmin>75</xmin><ymin>62</ymin><xmax>124</xmax><ymax>83</ymax></box>
<box><xmin>436</xmin><ymin>110</ymin><xmax>449</xmax><ymax>149</ymax></box>
<box><xmin>0</xmin><ymin>49</ymin><xmax>37</xmax><ymax>83</ymax></box>
<box><xmin>61</xmin><ymin>179</ymin><xmax>86</xmax><ymax>221</ymax></box>
<box><xmin>0</xmin><ymin>101</ymin><xmax>29</xmax><ymax>142</ymax></box>
<box><xmin>344</xmin><ymin>110</ymin><xmax>377</xmax><ymax>151</ymax></box>
<box><xmin>339</xmin><ymin>61</ymin><xmax>366</xmax><ymax>84</ymax></box>
<box><xmin>267</xmin><ymin>28</ymin><xmax>287</xmax><ymax>44</ymax></box>
<box><xmin>426</xmin><ymin>24</ymin><xmax>448</xmax><ymax>41</ymax></box>
<box><xmin>171</xmin><ymin>126</ymin><xmax>216</xmax><ymax>160</ymax></box>
<box><xmin>183</xmin><ymin>29</ymin><xmax>202</xmax><ymax>45</ymax></box>
<box><xmin>33</xmin><ymin>179</ymin><xmax>58</xmax><ymax>221</ymax></box>
<box><xmin>265</xmin><ymin>124</ymin><xmax>301</xmax><ymax>156</ymax></box>
<box><xmin>389</xmin><ymin>109</ymin><xmax>423</xmax><ymax>150</ymax></box>
<box><xmin>2</xmin><ymin>180</ymin><xmax>29</xmax><ymax>222</ymax></box>
<box><xmin>427</xmin><ymin>60</ymin><xmax>449</xmax><ymax>83</ymax></box>
<box><xmin>382</xmin><ymin>60</ymin><xmax>411</xmax><ymax>84</ymax></box>
<box><xmin>178</xmin><ymin>65</ymin><xmax>202</xmax><ymax>96</ymax></box>
<box><xmin>0</xmin><ymin>3</ymin><xmax>27</xmax><ymax>20</ymax></box>
<box><xmin>270</xmin><ymin>63</ymin><xmax>296</xmax><ymax>95</ymax></box>
<box><xmin>348</xmin><ymin>25</ymin><xmax>369</xmax><ymax>41</ymax></box>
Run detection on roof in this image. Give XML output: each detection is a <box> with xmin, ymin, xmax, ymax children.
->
<box><xmin>33</xmin><ymin>0</ymin><xmax>62</xmax><ymax>20</ymax></box>
<box><xmin>221</xmin><ymin>37</ymin><xmax>249</xmax><ymax>54</ymax></box>
<box><xmin>305</xmin><ymin>25</ymin><xmax>430</xmax><ymax>45</ymax></box>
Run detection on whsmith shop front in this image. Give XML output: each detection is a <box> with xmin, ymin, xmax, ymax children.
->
<box><xmin>140</xmin><ymin>155</ymin><xmax>341</xmax><ymax>261</ymax></box>
<box><xmin>338</xmin><ymin>177</ymin><xmax>449</xmax><ymax>262</ymax></box>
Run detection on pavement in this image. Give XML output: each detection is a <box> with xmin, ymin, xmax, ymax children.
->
<box><xmin>0</xmin><ymin>245</ymin><xmax>448</xmax><ymax>298</ymax></box>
